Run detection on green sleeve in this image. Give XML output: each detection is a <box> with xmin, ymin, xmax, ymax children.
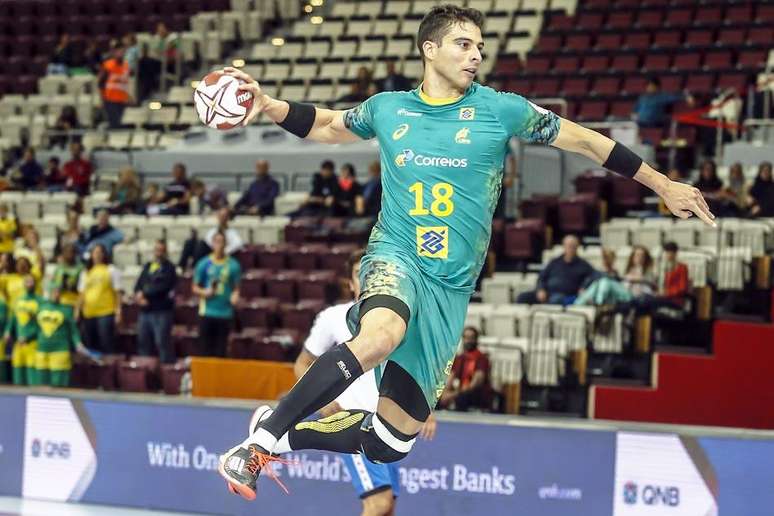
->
<box><xmin>496</xmin><ymin>91</ymin><xmax>561</xmax><ymax>145</ymax></box>
<box><xmin>342</xmin><ymin>93</ymin><xmax>388</xmax><ymax>140</ymax></box>
<box><xmin>68</xmin><ymin>313</ymin><xmax>82</xmax><ymax>347</ymax></box>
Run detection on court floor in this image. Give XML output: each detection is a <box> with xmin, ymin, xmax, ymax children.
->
<box><xmin>0</xmin><ymin>497</ymin><xmax>197</xmax><ymax>516</ymax></box>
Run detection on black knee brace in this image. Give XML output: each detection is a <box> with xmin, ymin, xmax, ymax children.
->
<box><xmin>359</xmin><ymin>413</ymin><xmax>416</xmax><ymax>464</ymax></box>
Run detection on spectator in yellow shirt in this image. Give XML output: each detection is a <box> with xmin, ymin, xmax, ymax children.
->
<box><xmin>0</xmin><ymin>204</ymin><xmax>17</xmax><ymax>254</ymax></box>
<box><xmin>4</xmin><ymin>256</ymin><xmax>42</xmax><ymax>309</ymax></box>
<box><xmin>14</xmin><ymin>227</ymin><xmax>45</xmax><ymax>276</ymax></box>
<box><xmin>77</xmin><ymin>244</ymin><xmax>122</xmax><ymax>354</ymax></box>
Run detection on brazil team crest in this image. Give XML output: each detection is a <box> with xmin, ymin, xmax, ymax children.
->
<box><xmin>459</xmin><ymin>107</ymin><xmax>475</xmax><ymax>120</ymax></box>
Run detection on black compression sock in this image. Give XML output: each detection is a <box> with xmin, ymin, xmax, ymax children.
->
<box><xmin>286</xmin><ymin>410</ymin><xmax>370</xmax><ymax>454</ymax></box>
<box><xmin>261</xmin><ymin>343</ymin><xmax>364</xmax><ymax>440</ymax></box>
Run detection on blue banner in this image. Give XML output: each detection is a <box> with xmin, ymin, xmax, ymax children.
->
<box><xmin>4</xmin><ymin>392</ymin><xmax>774</xmax><ymax>515</ymax></box>
<box><xmin>0</xmin><ymin>394</ymin><xmax>24</xmax><ymax>496</ymax></box>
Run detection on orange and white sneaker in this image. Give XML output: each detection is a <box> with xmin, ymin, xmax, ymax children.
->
<box><xmin>220</xmin><ymin>405</ymin><xmax>288</xmax><ymax>500</ymax></box>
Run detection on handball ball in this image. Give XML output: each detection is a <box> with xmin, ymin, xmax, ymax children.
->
<box><xmin>193</xmin><ymin>71</ymin><xmax>254</xmax><ymax>130</ymax></box>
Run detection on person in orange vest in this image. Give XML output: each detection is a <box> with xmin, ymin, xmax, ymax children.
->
<box><xmin>99</xmin><ymin>45</ymin><xmax>132</xmax><ymax>128</ymax></box>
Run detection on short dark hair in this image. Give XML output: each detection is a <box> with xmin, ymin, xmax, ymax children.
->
<box><xmin>347</xmin><ymin>249</ymin><xmax>365</xmax><ymax>277</ymax></box>
<box><xmin>663</xmin><ymin>241</ymin><xmax>678</xmax><ymax>253</ymax></box>
<box><xmin>417</xmin><ymin>4</ymin><xmax>485</xmax><ymax>62</ymax></box>
<box><xmin>321</xmin><ymin>160</ymin><xmax>335</xmax><ymax>171</ymax></box>
<box><xmin>463</xmin><ymin>326</ymin><xmax>479</xmax><ymax>339</ymax></box>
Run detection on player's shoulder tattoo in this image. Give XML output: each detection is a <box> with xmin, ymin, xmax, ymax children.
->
<box><xmin>343</xmin><ymin>106</ymin><xmax>359</xmax><ymax>129</ymax></box>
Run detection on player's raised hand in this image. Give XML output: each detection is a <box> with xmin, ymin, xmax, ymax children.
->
<box><xmin>661</xmin><ymin>180</ymin><xmax>716</xmax><ymax>227</ymax></box>
<box><xmin>221</xmin><ymin>66</ymin><xmax>269</xmax><ymax>126</ymax></box>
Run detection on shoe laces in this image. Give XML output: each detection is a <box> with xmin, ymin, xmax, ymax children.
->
<box><xmin>246</xmin><ymin>446</ymin><xmax>296</xmax><ymax>494</ymax></box>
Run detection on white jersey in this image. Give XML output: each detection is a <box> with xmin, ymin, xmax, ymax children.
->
<box><xmin>303</xmin><ymin>301</ymin><xmax>379</xmax><ymax>412</ymax></box>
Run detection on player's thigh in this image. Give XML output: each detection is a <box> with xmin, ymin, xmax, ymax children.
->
<box><xmin>361</xmin><ymin>489</ymin><xmax>395</xmax><ymax>516</ymax></box>
<box><xmin>386</xmin><ymin>283</ymin><xmax>470</xmax><ymax>411</ymax></box>
<box><xmin>348</xmin><ymin>307</ymin><xmax>407</xmax><ymax>368</ymax></box>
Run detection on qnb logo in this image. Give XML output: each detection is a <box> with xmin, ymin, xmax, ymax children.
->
<box><xmin>31</xmin><ymin>438</ymin><xmax>71</xmax><ymax>459</ymax></box>
<box><xmin>623</xmin><ymin>482</ymin><xmax>680</xmax><ymax>507</ymax></box>
<box><xmin>394</xmin><ymin>149</ymin><xmax>468</xmax><ymax>168</ymax></box>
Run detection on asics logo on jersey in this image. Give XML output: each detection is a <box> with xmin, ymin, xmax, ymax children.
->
<box><xmin>395</xmin><ymin>149</ymin><xmax>468</xmax><ymax>168</ymax></box>
<box><xmin>392</xmin><ymin>123</ymin><xmax>409</xmax><ymax>140</ymax></box>
<box><xmin>397</xmin><ymin>108</ymin><xmax>422</xmax><ymax>117</ymax></box>
<box><xmin>455</xmin><ymin>127</ymin><xmax>471</xmax><ymax>144</ymax></box>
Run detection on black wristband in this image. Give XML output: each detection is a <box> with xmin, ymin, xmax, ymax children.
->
<box><xmin>603</xmin><ymin>141</ymin><xmax>643</xmax><ymax>179</ymax></box>
<box><xmin>277</xmin><ymin>100</ymin><xmax>316</xmax><ymax>138</ymax></box>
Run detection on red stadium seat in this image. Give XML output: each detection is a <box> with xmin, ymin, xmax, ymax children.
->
<box><xmin>554</xmin><ymin>55</ymin><xmax>581</xmax><ymax>73</ymax></box>
<box><xmin>758</xmin><ymin>4</ymin><xmax>774</xmax><ymax>23</ymax></box>
<box><xmin>493</xmin><ymin>54</ymin><xmax>522</xmax><ymax>76</ymax></box>
<box><xmin>16</xmin><ymin>75</ymin><xmax>38</xmax><ymax>94</ymax></box>
<box><xmin>738</xmin><ymin>50</ymin><xmax>767</xmax><ymax>70</ymax></box>
<box><xmin>240</xmin><ymin>268</ymin><xmax>274</xmax><ymax>300</ymax></box>
<box><xmin>703</xmin><ymin>50</ymin><xmax>732</xmax><ymax>70</ymax></box>
<box><xmin>611</xmin><ymin>54</ymin><xmax>639</xmax><ymax>72</ymax></box>
<box><xmin>236</xmin><ymin>298</ymin><xmax>279</xmax><ymax>329</ymax></box>
<box><xmin>684</xmin><ymin>73</ymin><xmax>715</xmax><ymax>94</ymax></box>
<box><xmin>595</xmin><ymin>32</ymin><xmax>622</xmax><ymax>50</ymax></box>
<box><xmin>591</xmin><ymin>76</ymin><xmax>620</xmax><ymax>95</ymax></box>
<box><xmin>525</xmin><ymin>55</ymin><xmax>552</xmax><ymax>74</ymax></box>
<box><xmin>174</xmin><ymin>299</ymin><xmax>199</xmax><ymax>327</ymax></box>
<box><xmin>532</xmin><ymin>78</ymin><xmax>560</xmax><ymax>97</ymax></box>
<box><xmin>318</xmin><ymin>244</ymin><xmax>358</xmax><ymax>277</ymax></box>
<box><xmin>505</xmin><ymin>78</ymin><xmax>532</xmax><ymax>95</ymax></box>
<box><xmin>622</xmin><ymin>75</ymin><xmax>648</xmax><ymax>94</ymax></box>
<box><xmin>673</xmin><ymin>52</ymin><xmax>702</xmax><ymax>71</ymax></box>
<box><xmin>577</xmin><ymin>12</ymin><xmax>604</xmax><ymax>30</ymax></box>
<box><xmin>558</xmin><ymin>195</ymin><xmax>596</xmax><ymax>236</ymax></box>
<box><xmin>726</xmin><ymin>5</ymin><xmax>753</xmax><ymax>24</ymax></box>
<box><xmin>717</xmin><ymin>28</ymin><xmax>746</xmax><ymax>46</ymax></box>
<box><xmin>636</xmin><ymin>10</ymin><xmax>663</xmax><ymax>29</ymax></box>
<box><xmin>161</xmin><ymin>362</ymin><xmax>190</xmax><ymax>395</ymax></box>
<box><xmin>255</xmin><ymin>243</ymin><xmax>294</xmax><ymax>269</ymax></box>
<box><xmin>561</xmin><ymin>77</ymin><xmax>589</xmax><ymax>96</ymax></box>
<box><xmin>265</xmin><ymin>270</ymin><xmax>304</xmax><ymax>303</ymax></box>
<box><xmin>172</xmin><ymin>326</ymin><xmax>200</xmax><ymax>357</ymax></box>
<box><xmin>504</xmin><ymin>219</ymin><xmax>545</xmax><ymax>262</ymax></box>
<box><xmin>659</xmin><ymin>74</ymin><xmax>684</xmax><ymax>93</ymax></box>
<box><xmin>298</xmin><ymin>270</ymin><xmax>339</xmax><ymax>303</ymax></box>
<box><xmin>695</xmin><ymin>7</ymin><xmax>722</xmax><ymax>26</ymax></box>
<box><xmin>610</xmin><ymin>99</ymin><xmax>636</xmax><ymax>118</ymax></box>
<box><xmin>611</xmin><ymin>176</ymin><xmax>646</xmax><ymax>214</ymax></box>
<box><xmin>623</xmin><ymin>32</ymin><xmax>651</xmax><ymax>50</ymax></box>
<box><xmin>653</xmin><ymin>30</ymin><xmax>682</xmax><ymax>48</ymax></box>
<box><xmin>643</xmin><ymin>54</ymin><xmax>671</xmax><ymax>72</ymax></box>
<box><xmin>665</xmin><ymin>8</ymin><xmax>693</xmax><ymax>27</ymax></box>
<box><xmin>227</xmin><ymin>328</ymin><xmax>270</xmax><ymax>359</ymax></box>
<box><xmin>582</xmin><ymin>55</ymin><xmax>609</xmax><ymax>72</ymax></box>
<box><xmin>748</xmin><ymin>27</ymin><xmax>773</xmax><ymax>46</ymax></box>
<box><xmin>280</xmin><ymin>300</ymin><xmax>326</xmax><ymax>335</ymax></box>
<box><xmin>685</xmin><ymin>29</ymin><xmax>714</xmax><ymax>48</ymax></box>
<box><xmin>535</xmin><ymin>34</ymin><xmax>562</xmax><ymax>53</ymax></box>
<box><xmin>576</xmin><ymin>101</ymin><xmax>608</xmax><ymax>121</ymax></box>
<box><xmin>287</xmin><ymin>243</ymin><xmax>327</xmax><ymax>270</ymax></box>
<box><xmin>639</xmin><ymin>127</ymin><xmax>664</xmax><ymax>146</ymax></box>
<box><xmin>547</xmin><ymin>13</ymin><xmax>574</xmax><ymax>30</ymax></box>
<box><xmin>716</xmin><ymin>73</ymin><xmax>748</xmax><ymax>95</ymax></box>
<box><xmin>118</xmin><ymin>356</ymin><xmax>160</xmax><ymax>393</ymax></box>
<box><xmin>565</xmin><ymin>34</ymin><xmax>591</xmax><ymax>52</ymax></box>
<box><xmin>607</xmin><ymin>12</ymin><xmax>634</xmax><ymax>29</ymax></box>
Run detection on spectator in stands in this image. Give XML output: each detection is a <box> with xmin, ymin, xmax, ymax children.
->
<box><xmin>160</xmin><ymin>163</ymin><xmax>192</xmax><ymax>215</ymax></box>
<box><xmin>137</xmin><ymin>23</ymin><xmax>178</xmax><ymax>102</ymax></box>
<box><xmin>632</xmin><ymin>78</ymin><xmax>689</xmax><ymax>129</ymax></box>
<box><xmin>336</xmin><ymin>82</ymin><xmax>369</xmax><ymax>104</ymax></box>
<box><xmin>122</xmin><ymin>33</ymin><xmax>140</xmax><ymax>74</ymax></box>
<box><xmin>135</xmin><ymin>239</ymin><xmax>177</xmax><ymax>364</ymax></box>
<box><xmin>0</xmin><ymin>283</ymin><xmax>7</xmax><ymax>383</ymax></box>
<box><xmin>52</xmin><ymin>243</ymin><xmax>83</xmax><ymax>309</ymax></box>
<box><xmin>14</xmin><ymin>148</ymin><xmax>44</xmax><ymax>190</ymax></box>
<box><xmin>51</xmin><ymin>106</ymin><xmax>81</xmax><ymax>149</ymax></box>
<box><xmin>517</xmin><ymin>235</ymin><xmax>594</xmax><ymax>305</ymax></box>
<box><xmin>47</xmin><ymin>34</ymin><xmax>74</xmax><ymax>75</ymax></box>
<box><xmin>694</xmin><ymin>160</ymin><xmax>723</xmax><ymax>194</ymax></box>
<box><xmin>109</xmin><ymin>166</ymin><xmax>142</xmax><ymax>214</ymax></box>
<box><xmin>192</xmin><ymin>231</ymin><xmax>241</xmax><ymax>357</ymax></box>
<box><xmin>78</xmin><ymin>243</ymin><xmax>122</xmax><ymax>354</ymax></box>
<box><xmin>63</xmin><ymin>142</ymin><xmax>93</xmax><ymax>196</ymax></box>
<box><xmin>750</xmin><ymin>161</ymin><xmax>774</xmax><ymax>217</ymax></box>
<box><xmin>720</xmin><ymin>163</ymin><xmax>752</xmax><ymax>216</ymax></box>
<box><xmin>82</xmin><ymin>40</ymin><xmax>104</xmax><ymax>74</ymax></box>
<box><xmin>362</xmin><ymin>161</ymin><xmax>382</xmax><ymax>217</ymax></box>
<box><xmin>438</xmin><ymin>327</ymin><xmax>492</xmax><ymax>412</ymax></box>
<box><xmin>332</xmin><ymin>163</ymin><xmax>364</xmax><ymax>217</ymax></box>
<box><xmin>14</xmin><ymin>228</ymin><xmax>45</xmax><ymax>278</ymax></box>
<box><xmin>575</xmin><ymin>249</ymin><xmax>627</xmax><ymax>306</ymax></box>
<box><xmin>35</xmin><ymin>285</ymin><xmax>84</xmax><ymax>387</ymax></box>
<box><xmin>44</xmin><ymin>157</ymin><xmax>67</xmax><ymax>192</ymax></box>
<box><xmin>178</xmin><ymin>229</ymin><xmax>208</xmax><ymax>271</ymax></box>
<box><xmin>141</xmin><ymin>183</ymin><xmax>164</xmax><ymax>215</ymax></box>
<box><xmin>99</xmin><ymin>44</ymin><xmax>132</xmax><ymax>129</ymax></box>
<box><xmin>623</xmin><ymin>246</ymin><xmax>657</xmax><ymax>298</ymax></box>
<box><xmin>1</xmin><ymin>254</ymin><xmax>25</xmax><ymax>310</ymax></box>
<box><xmin>0</xmin><ymin>204</ymin><xmax>16</xmax><ymax>254</ymax></box>
<box><xmin>5</xmin><ymin>274</ymin><xmax>41</xmax><ymax>385</ymax></box>
<box><xmin>54</xmin><ymin>209</ymin><xmax>85</xmax><ymax>259</ymax></box>
<box><xmin>205</xmin><ymin>207</ymin><xmax>244</xmax><ymax>255</ymax></box>
<box><xmin>234</xmin><ymin>160</ymin><xmax>280</xmax><ymax>216</ymax></box>
<box><xmin>295</xmin><ymin>160</ymin><xmax>338</xmax><ymax>216</ymax></box>
<box><xmin>190</xmin><ymin>179</ymin><xmax>228</xmax><ymax>215</ymax></box>
<box><xmin>83</xmin><ymin>209</ymin><xmax>124</xmax><ymax>259</ymax></box>
<box><xmin>377</xmin><ymin>59</ymin><xmax>413</xmax><ymax>92</ymax></box>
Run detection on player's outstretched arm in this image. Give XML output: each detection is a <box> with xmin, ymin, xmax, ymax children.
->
<box><xmin>551</xmin><ymin>118</ymin><xmax>716</xmax><ymax>226</ymax></box>
<box><xmin>222</xmin><ymin>67</ymin><xmax>360</xmax><ymax>144</ymax></box>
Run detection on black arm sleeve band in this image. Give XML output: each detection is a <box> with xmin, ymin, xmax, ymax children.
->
<box><xmin>277</xmin><ymin>100</ymin><xmax>316</xmax><ymax>138</ymax></box>
<box><xmin>602</xmin><ymin>141</ymin><xmax>643</xmax><ymax>179</ymax></box>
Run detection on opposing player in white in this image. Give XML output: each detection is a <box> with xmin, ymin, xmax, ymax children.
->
<box><xmin>243</xmin><ymin>250</ymin><xmax>436</xmax><ymax>515</ymax></box>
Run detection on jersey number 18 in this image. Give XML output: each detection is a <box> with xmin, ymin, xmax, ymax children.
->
<box><xmin>408</xmin><ymin>182</ymin><xmax>455</xmax><ymax>217</ymax></box>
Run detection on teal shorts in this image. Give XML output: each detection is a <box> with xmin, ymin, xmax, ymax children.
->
<box><xmin>347</xmin><ymin>253</ymin><xmax>471</xmax><ymax>410</ymax></box>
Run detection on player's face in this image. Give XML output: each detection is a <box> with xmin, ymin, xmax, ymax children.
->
<box><xmin>433</xmin><ymin>22</ymin><xmax>484</xmax><ymax>91</ymax></box>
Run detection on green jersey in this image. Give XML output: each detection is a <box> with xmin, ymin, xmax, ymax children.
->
<box><xmin>344</xmin><ymin>82</ymin><xmax>560</xmax><ymax>293</ymax></box>
<box><xmin>194</xmin><ymin>255</ymin><xmax>241</xmax><ymax>319</ymax></box>
<box><xmin>5</xmin><ymin>293</ymin><xmax>41</xmax><ymax>342</ymax></box>
<box><xmin>52</xmin><ymin>263</ymin><xmax>84</xmax><ymax>307</ymax></box>
<box><xmin>36</xmin><ymin>300</ymin><xmax>81</xmax><ymax>351</ymax></box>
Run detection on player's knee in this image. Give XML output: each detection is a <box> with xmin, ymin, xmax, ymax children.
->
<box><xmin>362</xmin><ymin>491</ymin><xmax>394</xmax><ymax>516</ymax></box>
<box><xmin>360</xmin><ymin>413</ymin><xmax>415</xmax><ymax>464</ymax></box>
<box><xmin>351</xmin><ymin>328</ymin><xmax>398</xmax><ymax>366</ymax></box>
